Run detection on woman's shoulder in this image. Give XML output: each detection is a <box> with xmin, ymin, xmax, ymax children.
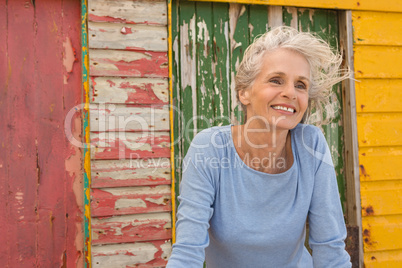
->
<box><xmin>189</xmin><ymin>125</ymin><xmax>232</xmax><ymax>148</ymax></box>
<box><xmin>184</xmin><ymin>125</ymin><xmax>232</xmax><ymax>158</ymax></box>
<box><xmin>292</xmin><ymin>123</ymin><xmax>333</xmax><ymax>166</ymax></box>
<box><xmin>292</xmin><ymin>123</ymin><xmax>326</xmax><ymax>145</ymax></box>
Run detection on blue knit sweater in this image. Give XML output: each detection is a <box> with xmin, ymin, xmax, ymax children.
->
<box><xmin>167</xmin><ymin>124</ymin><xmax>351</xmax><ymax>268</ymax></box>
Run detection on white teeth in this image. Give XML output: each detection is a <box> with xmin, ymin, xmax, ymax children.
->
<box><xmin>272</xmin><ymin>105</ymin><xmax>295</xmax><ymax>113</ymax></box>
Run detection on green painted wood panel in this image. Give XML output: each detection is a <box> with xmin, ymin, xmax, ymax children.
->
<box><xmin>172</xmin><ymin>2</ymin><xmax>346</xmax><ymax>211</ymax></box>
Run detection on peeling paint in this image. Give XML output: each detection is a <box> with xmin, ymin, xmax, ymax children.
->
<box><xmin>63</xmin><ymin>37</ymin><xmax>77</xmax><ymax>84</ymax></box>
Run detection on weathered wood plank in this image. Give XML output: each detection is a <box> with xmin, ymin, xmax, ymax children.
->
<box><xmin>89</xmin><ymin>49</ymin><xmax>168</xmax><ymax>78</ymax></box>
<box><xmin>92</xmin><ymin>212</ymin><xmax>171</xmax><ymax>244</ymax></box>
<box><xmin>361</xmin><ymin>180</ymin><xmax>402</xmax><ymax>217</ymax></box>
<box><xmin>352</xmin><ymin>11</ymin><xmax>402</xmax><ymax>46</ymax></box>
<box><xmin>61</xmin><ymin>0</ymin><xmax>85</xmax><ymax>265</ymax></box>
<box><xmin>179</xmin><ymin>1</ymin><xmax>197</xmax><ymax>155</ymax></box>
<box><xmin>362</xmin><ymin>215</ymin><xmax>402</xmax><ymax>252</ymax></box>
<box><xmin>357</xmin><ymin>113</ymin><xmax>402</xmax><ymax>147</ymax></box>
<box><xmin>172</xmin><ymin>0</ymin><xmax>182</xmax><ymax>190</ymax></box>
<box><xmin>359</xmin><ymin>146</ymin><xmax>402</xmax><ymax>181</ymax></box>
<box><xmin>88</xmin><ymin>0</ymin><xmax>167</xmax><ymax>26</ymax></box>
<box><xmin>339</xmin><ymin>11</ymin><xmax>364</xmax><ymax>266</ymax></box>
<box><xmin>355</xmin><ymin>79</ymin><xmax>402</xmax><ymax>113</ymax></box>
<box><xmin>91</xmin><ymin>131</ymin><xmax>171</xmax><ymax>160</ymax></box>
<box><xmin>91</xmin><ymin>158</ymin><xmax>171</xmax><ymax>188</ymax></box>
<box><xmin>35</xmin><ymin>0</ymin><xmax>72</xmax><ymax>266</ymax></box>
<box><xmin>212</xmin><ymin>2</ymin><xmax>231</xmax><ymax>127</ymax></box>
<box><xmin>89</xmin><ymin>104</ymin><xmax>169</xmax><ymax>132</ymax></box>
<box><xmin>268</xmin><ymin>5</ymin><xmax>282</xmax><ymax>28</ymax></box>
<box><xmin>188</xmin><ymin>0</ymin><xmax>402</xmax><ymax>13</ymax></box>
<box><xmin>89</xmin><ymin>22</ymin><xmax>167</xmax><ymax>51</ymax></box>
<box><xmin>5</xmin><ymin>1</ymin><xmax>38</xmax><ymax>266</ymax></box>
<box><xmin>92</xmin><ymin>240</ymin><xmax>171</xmax><ymax>267</ymax></box>
<box><xmin>229</xmin><ymin>3</ymin><xmax>248</xmax><ymax>124</ymax></box>
<box><xmin>91</xmin><ymin>186</ymin><xmax>171</xmax><ymax>217</ymax></box>
<box><xmin>249</xmin><ymin>5</ymin><xmax>268</xmax><ymax>42</ymax></box>
<box><xmin>283</xmin><ymin>6</ymin><xmax>298</xmax><ymax>28</ymax></box>
<box><xmin>90</xmin><ymin>77</ymin><xmax>169</xmax><ymax>104</ymax></box>
<box><xmin>364</xmin><ymin>249</ymin><xmax>402</xmax><ymax>268</ymax></box>
<box><xmin>355</xmin><ymin>46</ymin><xmax>402</xmax><ymax>78</ymax></box>
<box><xmin>0</xmin><ymin>0</ymin><xmax>8</xmax><ymax>263</ymax></box>
<box><xmin>196</xmin><ymin>2</ymin><xmax>214</xmax><ymax>131</ymax></box>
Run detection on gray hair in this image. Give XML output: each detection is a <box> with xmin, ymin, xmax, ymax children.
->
<box><xmin>235</xmin><ymin>26</ymin><xmax>350</xmax><ymax>125</ymax></box>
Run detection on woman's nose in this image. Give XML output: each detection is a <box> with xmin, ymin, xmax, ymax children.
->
<box><xmin>281</xmin><ymin>83</ymin><xmax>297</xmax><ymax>99</ymax></box>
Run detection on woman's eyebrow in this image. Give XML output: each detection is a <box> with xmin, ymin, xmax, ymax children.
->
<box><xmin>267</xmin><ymin>72</ymin><xmax>311</xmax><ymax>83</ymax></box>
<box><xmin>298</xmin><ymin>76</ymin><xmax>311</xmax><ymax>83</ymax></box>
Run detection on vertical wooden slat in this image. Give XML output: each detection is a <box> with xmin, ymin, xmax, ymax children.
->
<box><xmin>62</xmin><ymin>0</ymin><xmax>85</xmax><ymax>266</ymax></box>
<box><xmin>6</xmin><ymin>1</ymin><xmax>37</xmax><ymax>266</ymax></box>
<box><xmin>0</xmin><ymin>0</ymin><xmax>9</xmax><ymax>263</ymax></box>
<box><xmin>229</xmin><ymin>3</ymin><xmax>248</xmax><ymax>124</ymax></box>
<box><xmin>282</xmin><ymin>6</ymin><xmax>298</xmax><ymax>29</ymax></box>
<box><xmin>35</xmin><ymin>1</ymin><xmax>66</xmax><ymax>266</ymax></box>
<box><xmin>82</xmin><ymin>0</ymin><xmax>92</xmax><ymax>266</ymax></box>
<box><xmin>339</xmin><ymin>10</ymin><xmax>363</xmax><ymax>267</ymax></box>
<box><xmin>179</xmin><ymin>0</ymin><xmax>196</xmax><ymax>155</ymax></box>
<box><xmin>249</xmin><ymin>5</ymin><xmax>269</xmax><ymax>42</ymax></box>
<box><xmin>171</xmin><ymin>0</ymin><xmax>181</xmax><ymax>198</ymax></box>
<box><xmin>268</xmin><ymin>5</ymin><xmax>283</xmax><ymax>28</ymax></box>
<box><xmin>196</xmin><ymin>2</ymin><xmax>214</xmax><ymax>131</ymax></box>
<box><xmin>212</xmin><ymin>2</ymin><xmax>231</xmax><ymax>126</ymax></box>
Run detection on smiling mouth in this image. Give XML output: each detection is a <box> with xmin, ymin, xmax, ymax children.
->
<box><xmin>271</xmin><ymin>105</ymin><xmax>296</xmax><ymax>113</ymax></box>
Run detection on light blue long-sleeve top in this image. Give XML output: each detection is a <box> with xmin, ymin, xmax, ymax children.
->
<box><xmin>167</xmin><ymin>124</ymin><xmax>351</xmax><ymax>268</ymax></box>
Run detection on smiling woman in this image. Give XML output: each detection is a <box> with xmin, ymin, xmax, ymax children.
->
<box><xmin>168</xmin><ymin>26</ymin><xmax>352</xmax><ymax>267</ymax></box>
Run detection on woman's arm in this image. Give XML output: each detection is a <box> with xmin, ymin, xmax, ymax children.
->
<box><xmin>308</xmin><ymin>128</ymin><xmax>352</xmax><ymax>268</ymax></box>
<box><xmin>167</xmin><ymin>130</ymin><xmax>219</xmax><ymax>268</ymax></box>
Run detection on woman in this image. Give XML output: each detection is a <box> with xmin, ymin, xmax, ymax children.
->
<box><xmin>167</xmin><ymin>26</ymin><xmax>351</xmax><ymax>267</ymax></box>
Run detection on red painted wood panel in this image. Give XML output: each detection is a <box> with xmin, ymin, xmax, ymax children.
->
<box><xmin>0</xmin><ymin>0</ymin><xmax>10</xmax><ymax>263</ymax></box>
<box><xmin>89</xmin><ymin>104</ymin><xmax>169</xmax><ymax>132</ymax></box>
<box><xmin>91</xmin><ymin>186</ymin><xmax>171</xmax><ymax>217</ymax></box>
<box><xmin>89</xmin><ymin>50</ymin><xmax>168</xmax><ymax>78</ymax></box>
<box><xmin>88</xmin><ymin>0</ymin><xmax>168</xmax><ymax>26</ymax></box>
<box><xmin>4</xmin><ymin>1</ymin><xmax>38</xmax><ymax>266</ymax></box>
<box><xmin>91</xmin><ymin>158</ymin><xmax>171</xmax><ymax>188</ymax></box>
<box><xmin>92</xmin><ymin>240</ymin><xmax>170</xmax><ymax>267</ymax></box>
<box><xmin>0</xmin><ymin>0</ymin><xmax>83</xmax><ymax>266</ymax></box>
<box><xmin>92</xmin><ymin>212</ymin><xmax>172</xmax><ymax>245</ymax></box>
<box><xmin>91</xmin><ymin>132</ymin><xmax>171</xmax><ymax>160</ymax></box>
<box><xmin>90</xmin><ymin>77</ymin><xmax>169</xmax><ymax>104</ymax></box>
<box><xmin>61</xmin><ymin>1</ymin><xmax>85</xmax><ymax>266</ymax></box>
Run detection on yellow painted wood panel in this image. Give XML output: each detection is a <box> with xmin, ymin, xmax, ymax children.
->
<box><xmin>354</xmin><ymin>46</ymin><xmax>402</xmax><ymax>78</ymax></box>
<box><xmin>352</xmin><ymin>11</ymin><xmax>402</xmax><ymax>46</ymax></box>
<box><xmin>190</xmin><ymin>0</ymin><xmax>402</xmax><ymax>13</ymax></box>
<box><xmin>359</xmin><ymin>146</ymin><xmax>402</xmax><ymax>181</ymax></box>
<box><xmin>357</xmin><ymin>113</ymin><xmax>402</xmax><ymax>147</ymax></box>
<box><xmin>361</xmin><ymin>180</ymin><xmax>402</xmax><ymax>216</ymax></box>
<box><xmin>364</xmin><ymin>249</ymin><xmax>402</xmax><ymax>267</ymax></box>
<box><xmin>362</xmin><ymin>215</ymin><xmax>402</xmax><ymax>252</ymax></box>
<box><xmin>355</xmin><ymin>79</ymin><xmax>402</xmax><ymax>113</ymax></box>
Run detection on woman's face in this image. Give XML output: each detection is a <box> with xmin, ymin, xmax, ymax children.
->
<box><xmin>239</xmin><ymin>48</ymin><xmax>310</xmax><ymax>131</ymax></box>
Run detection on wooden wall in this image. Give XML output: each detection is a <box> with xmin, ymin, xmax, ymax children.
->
<box><xmin>352</xmin><ymin>10</ymin><xmax>402</xmax><ymax>267</ymax></box>
<box><xmin>87</xmin><ymin>0</ymin><xmax>172</xmax><ymax>266</ymax></box>
<box><xmin>0</xmin><ymin>0</ymin><xmax>84</xmax><ymax>267</ymax></box>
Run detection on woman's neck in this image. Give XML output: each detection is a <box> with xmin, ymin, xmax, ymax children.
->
<box><xmin>232</xmin><ymin>122</ymin><xmax>293</xmax><ymax>174</ymax></box>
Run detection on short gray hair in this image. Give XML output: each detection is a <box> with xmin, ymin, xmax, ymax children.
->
<box><xmin>235</xmin><ymin>26</ymin><xmax>350</xmax><ymax>125</ymax></box>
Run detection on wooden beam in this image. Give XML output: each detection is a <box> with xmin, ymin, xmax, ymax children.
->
<box><xmin>190</xmin><ymin>0</ymin><xmax>402</xmax><ymax>13</ymax></box>
<box><xmin>339</xmin><ymin>10</ymin><xmax>363</xmax><ymax>267</ymax></box>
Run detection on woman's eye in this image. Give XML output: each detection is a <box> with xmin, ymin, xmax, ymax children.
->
<box><xmin>295</xmin><ymin>82</ymin><xmax>307</xmax><ymax>90</ymax></box>
<box><xmin>270</xmin><ymin>79</ymin><xmax>281</xmax><ymax>84</ymax></box>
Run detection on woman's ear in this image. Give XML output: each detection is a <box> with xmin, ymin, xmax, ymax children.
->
<box><xmin>238</xmin><ymin>89</ymin><xmax>251</xmax><ymax>106</ymax></box>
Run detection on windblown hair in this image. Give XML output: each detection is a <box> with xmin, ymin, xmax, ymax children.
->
<box><xmin>235</xmin><ymin>26</ymin><xmax>350</xmax><ymax>125</ymax></box>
